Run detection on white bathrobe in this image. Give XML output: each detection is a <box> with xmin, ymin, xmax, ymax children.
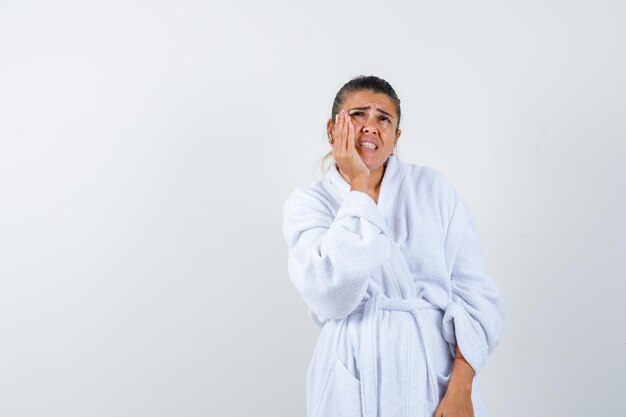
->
<box><xmin>282</xmin><ymin>153</ymin><xmax>507</xmax><ymax>417</ymax></box>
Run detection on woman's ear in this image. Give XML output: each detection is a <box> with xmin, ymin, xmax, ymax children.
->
<box><xmin>327</xmin><ymin>118</ymin><xmax>334</xmax><ymax>139</ymax></box>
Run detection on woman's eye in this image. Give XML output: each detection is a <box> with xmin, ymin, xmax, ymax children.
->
<box><xmin>348</xmin><ymin>112</ymin><xmax>390</xmax><ymax>123</ymax></box>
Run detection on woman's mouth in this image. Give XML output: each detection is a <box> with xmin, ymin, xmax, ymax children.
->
<box><xmin>358</xmin><ymin>141</ymin><xmax>378</xmax><ymax>151</ymax></box>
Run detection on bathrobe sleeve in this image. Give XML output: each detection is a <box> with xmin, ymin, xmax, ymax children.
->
<box><xmin>440</xmin><ymin>189</ymin><xmax>507</xmax><ymax>376</ymax></box>
<box><xmin>282</xmin><ymin>188</ymin><xmax>392</xmax><ymax>325</ymax></box>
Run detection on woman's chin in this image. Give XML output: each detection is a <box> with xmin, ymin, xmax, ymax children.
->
<box><xmin>358</xmin><ymin>151</ymin><xmax>378</xmax><ymax>164</ymax></box>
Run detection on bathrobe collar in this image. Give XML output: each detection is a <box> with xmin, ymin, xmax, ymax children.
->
<box><xmin>326</xmin><ymin>153</ymin><xmax>407</xmax><ymax>223</ymax></box>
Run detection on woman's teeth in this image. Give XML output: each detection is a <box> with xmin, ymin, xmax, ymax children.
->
<box><xmin>359</xmin><ymin>142</ymin><xmax>377</xmax><ymax>150</ymax></box>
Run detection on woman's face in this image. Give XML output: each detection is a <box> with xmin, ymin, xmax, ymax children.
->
<box><xmin>328</xmin><ymin>90</ymin><xmax>402</xmax><ymax>171</ymax></box>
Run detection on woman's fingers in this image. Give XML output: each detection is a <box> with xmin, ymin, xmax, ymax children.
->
<box><xmin>331</xmin><ymin>114</ymin><xmax>338</xmax><ymax>151</ymax></box>
<box><xmin>333</xmin><ymin>111</ymin><xmax>358</xmax><ymax>157</ymax></box>
<box><xmin>344</xmin><ymin>112</ymin><xmax>351</xmax><ymax>152</ymax></box>
<box><xmin>338</xmin><ymin>111</ymin><xmax>346</xmax><ymax>152</ymax></box>
<box><xmin>340</xmin><ymin>112</ymin><xmax>346</xmax><ymax>151</ymax></box>
<box><xmin>347</xmin><ymin>117</ymin><xmax>355</xmax><ymax>152</ymax></box>
<box><xmin>333</xmin><ymin>112</ymin><xmax>345</xmax><ymax>154</ymax></box>
<box><xmin>330</xmin><ymin>110</ymin><xmax>370</xmax><ymax>184</ymax></box>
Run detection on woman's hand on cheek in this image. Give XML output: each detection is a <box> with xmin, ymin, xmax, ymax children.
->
<box><xmin>330</xmin><ymin>111</ymin><xmax>370</xmax><ymax>187</ymax></box>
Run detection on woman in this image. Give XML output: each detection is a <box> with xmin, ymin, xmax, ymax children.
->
<box><xmin>282</xmin><ymin>75</ymin><xmax>507</xmax><ymax>417</ymax></box>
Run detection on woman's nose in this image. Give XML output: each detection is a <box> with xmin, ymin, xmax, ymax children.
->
<box><xmin>362</xmin><ymin>124</ymin><xmax>378</xmax><ymax>134</ymax></box>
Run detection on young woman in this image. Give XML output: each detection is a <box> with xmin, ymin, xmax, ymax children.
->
<box><xmin>282</xmin><ymin>75</ymin><xmax>507</xmax><ymax>417</ymax></box>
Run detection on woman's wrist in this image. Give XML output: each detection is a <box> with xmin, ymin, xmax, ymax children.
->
<box><xmin>447</xmin><ymin>358</ymin><xmax>474</xmax><ymax>394</ymax></box>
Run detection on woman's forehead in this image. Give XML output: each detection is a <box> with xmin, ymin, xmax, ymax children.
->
<box><xmin>343</xmin><ymin>91</ymin><xmax>396</xmax><ymax>114</ymax></box>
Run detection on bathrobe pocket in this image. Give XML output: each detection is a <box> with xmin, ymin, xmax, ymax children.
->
<box><xmin>315</xmin><ymin>355</ymin><xmax>363</xmax><ymax>417</ymax></box>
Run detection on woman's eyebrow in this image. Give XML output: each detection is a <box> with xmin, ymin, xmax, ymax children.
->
<box><xmin>348</xmin><ymin>106</ymin><xmax>393</xmax><ymax>119</ymax></box>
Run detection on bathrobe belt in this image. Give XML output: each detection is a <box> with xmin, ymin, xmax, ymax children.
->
<box><xmin>348</xmin><ymin>293</ymin><xmax>441</xmax><ymax>417</ymax></box>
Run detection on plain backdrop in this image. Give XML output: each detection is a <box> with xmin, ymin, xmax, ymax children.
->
<box><xmin>1</xmin><ymin>1</ymin><xmax>625</xmax><ymax>416</ymax></box>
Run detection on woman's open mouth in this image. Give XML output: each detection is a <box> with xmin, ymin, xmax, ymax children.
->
<box><xmin>358</xmin><ymin>141</ymin><xmax>378</xmax><ymax>152</ymax></box>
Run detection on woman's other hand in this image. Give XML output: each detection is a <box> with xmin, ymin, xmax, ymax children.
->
<box><xmin>433</xmin><ymin>351</ymin><xmax>475</xmax><ymax>417</ymax></box>
<box><xmin>433</xmin><ymin>386</ymin><xmax>475</xmax><ymax>417</ymax></box>
<box><xmin>330</xmin><ymin>110</ymin><xmax>370</xmax><ymax>189</ymax></box>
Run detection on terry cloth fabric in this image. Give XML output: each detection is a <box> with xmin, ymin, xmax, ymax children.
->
<box><xmin>282</xmin><ymin>153</ymin><xmax>507</xmax><ymax>417</ymax></box>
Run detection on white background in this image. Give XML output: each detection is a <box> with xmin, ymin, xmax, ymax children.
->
<box><xmin>1</xmin><ymin>1</ymin><xmax>624</xmax><ymax>416</ymax></box>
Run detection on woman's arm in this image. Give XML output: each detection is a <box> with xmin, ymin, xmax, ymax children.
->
<box><xmin>448</xmin><ymin>342</ymin><xmax>475</xmax><ymax>393</ymax></box>
<box><xmin>282</xmin><ymin>187</ymin><xmax>393</xmax><ymax>322</ymax></box>
<box><xmin>440</xmin><ymin>186</ymin><xmax>507</xmax><ymax>377</ymax></box>
<box><xmin>433</xmin><ymin>342</ymin><xmax>476</xmax><ymax>417</ymax></box>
